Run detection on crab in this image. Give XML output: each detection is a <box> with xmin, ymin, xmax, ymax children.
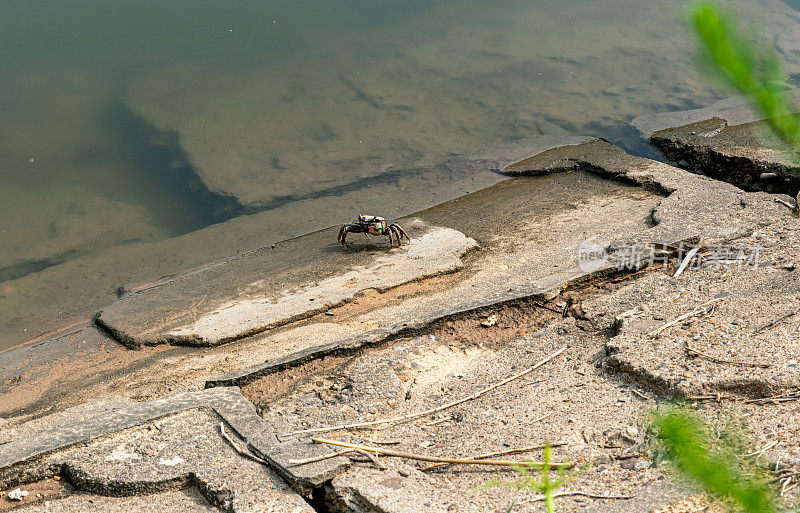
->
<box><xmin>338</xmin><ymin>215</ymin><xmax>411</xmax><ymax>247</ymax></box>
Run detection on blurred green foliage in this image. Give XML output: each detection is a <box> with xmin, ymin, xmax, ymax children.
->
<box><xmin>472</xmin><ymin>445</ymin><xmax>572</xmax><ymax>513</ymax></box>
<box><xmin>691</xmin><ymin>2</ymin><xmax>800</xmax><ymax>147</ymax></box>
<box><xmin>654</xmin><ymin>407</ymin><xmax>776</xmax><ymax>513</ymax></box>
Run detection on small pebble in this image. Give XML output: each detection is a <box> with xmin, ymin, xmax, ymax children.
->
<box><xmin>398</xmin><ymin>469</ymin><xmax>411</xmax><ymax>477</ymax></box>
<box><xmin>789</xmin><ymin>360</ymin><xmax>797</xmax><ymax>367</ymax></box>
<box><xmin>760</xmin><ymin>172</ymin><xmax>778</xmax><ymax>181</ymax></box>
<box><xmin>626</xmin><ymin>425</ymin><xmax>639</xmax><ymax>438</ymax></box>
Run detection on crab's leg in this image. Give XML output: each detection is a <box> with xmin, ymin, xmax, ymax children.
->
<box><xmin>338</xmin><ymin>225</ymin><xmax>348</xmax><ymax>246</ymax></box>
<box><xmin>387</xmin><ymin>226</ymin><xmax>395</xmax><ymax>247</ymax></box>
<box><xmin>390</xmin><ymin>224</ymin><xmax>411</xmax><ymax>244</ymax></box>
<box><xmin>392</xmin><ymin>226</ymin><xmax>403</xmax><ymax>247</ymax></box>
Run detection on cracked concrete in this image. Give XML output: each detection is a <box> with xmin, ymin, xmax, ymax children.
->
<box><xmin>4</xmin><ymin>135</ymin><xmax>800</xmax><ymax>512</ymax></box>
<box><xmin>634</xmin><ymin>98</ymin><xmax>800</xmax><ymax>195</ymax></box>
<box><xmin>97</xmin><ymin>225</ymin><xmax>477</xmax><ymax>348</ymax></box>
<box><xmin>0</xmin><ymin>388</ymin><xmax>313</xmax><ymax>512</ymax></box>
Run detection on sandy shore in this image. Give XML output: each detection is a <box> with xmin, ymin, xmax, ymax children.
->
<box><xmin>3</xmin><ymin>102</ymin><xmax>800</xmax><ymax>512</ymax></box>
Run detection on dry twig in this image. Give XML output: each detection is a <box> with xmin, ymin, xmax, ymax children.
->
<box><xmin>753</xmin><ymin>304</ymin><xmax>800</xmax><ymax>334</ymax></box>
<box><xmin>355</xmin><ymin>449</ymin><xmax>386</xmax><ymax>470</ymax></box>
<box><xmin>425</xmin><ymin>416</ymin><xmax>451</xmax><ymax>426</ymax></box>
<box><xmin>685</xmin><ymin>341</ymin><xmax>770</xmax><ymax>368</ymax></box>
<box><xmin>219</xmin><ymin>422</ymin><xmax>267</xmax><ymax>465</ymax></box>
<box><xmin>280</xmin><ymin>346</ymin><xmax>567</xmax><ymax>437</ymax></box>
<box><xmin>307</xmin><ymin>438</ymin><xmax>572</xmax><ymax>469</ymax></box>
<box><xmin>673</xmin><ymin>246</ymin><xmax>701</xmax><ymax>278</ymax></box>
<box><xmin>288</xmin><ymin>448</ymin><xmax>355</xmax><ymax>466</ymax></box>
<box><xmin>421</xmin><ymin>442</ymin><xmax>568</xmax><ymax>471</ymax></box>
<box><xmin>647</xmin><ymin>297</ymin><xmax>726</xmax><ymax>338</ymax></box>
<box><xmin>518</xmin><ymin>490</ymin><xmax>632</xmax><ymax>505</ymax></box>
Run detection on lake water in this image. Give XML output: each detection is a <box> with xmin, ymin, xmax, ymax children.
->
<box><xmin>2</xmin><ymin>0</ymin><xmax>800</xmax><ymax>346</ymax></box>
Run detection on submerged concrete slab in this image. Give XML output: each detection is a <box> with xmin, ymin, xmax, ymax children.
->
<box><xmin>630</xmin><ymin>89</ymin><xmax>800</xmax><ymax>140</ymax></box>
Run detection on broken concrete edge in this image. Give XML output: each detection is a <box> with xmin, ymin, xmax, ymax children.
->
<box><xmin>503</xmin><ymin>138</ymin><xmax>676</xmax><ymax>197</ymax></box>
<box><xmin>650</xmin><ymin>118</ymin><xmax>800</xmax><ymax>192</ymax></box>
<box><xmin>94</xmin><ymin>227</ymin><xmax>479</xmax><ymax>350</ymax></box>
<box><xmin>0</xmin><ymin>388</ymin><xmax>259</xmax><ymax>485</ymax></box>
<box><xmin>0</xmin><ymin>385</ymin><xmax>344</xmax><ymax>505</ymax></box>
<box><xmin>204</xmin><ymin>259</ymin><xmax>694</xmax><ymax>391</ymax></box>
<box><xmin>604</xmin><ymin>347</ymin><xmax>790</xmax><ymax>401</ymax></box>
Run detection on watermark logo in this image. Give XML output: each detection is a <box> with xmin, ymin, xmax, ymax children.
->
<box><xmin>577</xmin><ymin>239</ymin><xmax>762</xmax><ymax>272</ymax></box>
<box><xmin>578</xmin><ymin>239</ymin><xmax>609</xmax><ymax>272</ymax></box>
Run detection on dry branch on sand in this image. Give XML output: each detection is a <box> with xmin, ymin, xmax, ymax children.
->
<box><xmin>280</xmin><ymin>346</ymin><xmax>567</xmax><ymax>438</ymax></box>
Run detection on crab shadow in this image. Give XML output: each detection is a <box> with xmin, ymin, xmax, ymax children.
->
<box><xmin>321</xmin><ymin>240</ymin><xmax>406</xmax><ymax>255</ymax></box>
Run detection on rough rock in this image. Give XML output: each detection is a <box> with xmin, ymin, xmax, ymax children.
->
<box><xmin>0</xmin><ymin>387</ymin><xmax>313</xmax><ymax>513</ymax></box>
<box><xmin>650</xmin><ymin>117</ymin><xmax>800</xmax><ymax>193</ymax></box>
<box><xmin>582</xmin><ymin>216</ymin><xmax>800</xmax><ymax>398</ymax></box>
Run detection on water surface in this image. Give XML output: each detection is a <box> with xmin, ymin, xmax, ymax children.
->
<box><xmin>2</xmin><ymin>0</ymin><xmax>800</xmax><ymax>346</ymax></box>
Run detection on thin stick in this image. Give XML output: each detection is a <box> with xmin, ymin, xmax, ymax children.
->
<box><xmin>631</xmin><ymin>389</ymin><xmax>650</xmax><ymax>401</ymax></box>
<box><xmin>533</xmin><ymin>302</ymin><xmax>563</xmax><ymax>314</ymax></box>
<box><xmin>611</xmin><ymin>452</ymin><xmax>646</xmax><ymax>461</ymax></box>
<box><xmin>673</xmin><ymin>246</ymin><xmax>701</xmax><ymax>278</ymax></box>
<box><xmin>425</xmin><ymin>416</ymin><xmax>451</xmax><ymax>426</ymax></box>
<box><xmin>288</xmin><ymin>448</ymin><xmax>355</xmax><ymax>466</ymax></box>
<box><xmin>774</xmin><ymin>198</ymin><xmax>797</xmax><ymax>210</ymax></box>
<box><xmin>686</xmin><ymin>393</ymin><xmax>726</xmax><ymax>403</ymax></box>
<box><xmin>309</xmin><ymin>438</ymin><xmax>572</xmax><ymax>469</ymax></box>
<box><xmin>518</xmin><ymin>491</ymin><xmax>633</xmax><ymax>505</ymax></box>
<box><xmin>530</xmin><ymin>411</ymin><xmax>554</xmax><ymax>423</ymax></box>
<box><xmin>355</xmin><ymin>449</ymin><xmax>386</xmax><ymax>470</ymax></box>
<box><xmin>780</xmin><ymin>477</ymin><xmax>792</xmax><ymax>497</ymax></box>
<box><xmin>219</xmin><ymin>422</ymin><xmax>267</xmax><ymax>465</ymax></box>
<box><xmin>686</xmin><ymin>341</ymin><xmax>770</xmax><ymax>368</ymax></box>
<box><xmin>743</xmin><ymin>395</ymin><xmax>800</xmax><ymax>404</ymax></box>
<box><xmin>421</xmin><ymin>442</ymin><xmax>568</xmax><ymax>471</ymax></box>
<box><xmin>281</xmin><ymin>346</ymin><xmax>567</xmax><ymax>437</ymax></box>
<box><xmin>769</xmin><ymin>470</ymin><xmax>800</xmax><ymax>483</ymax></box>
<box><xmin>754</xmin><ymin>304</ymin><xmax>800</xmax><ymax>334</ymax></box>
<box><xmin>647</xmin><ymin>297</ymin><xmax>725</xmax><ymax>338</ymax></box>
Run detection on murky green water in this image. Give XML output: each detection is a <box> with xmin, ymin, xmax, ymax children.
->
<box><xmin>2</xmin><ymin>0</ymin><xmax>800</xmax><ymax>345</ymax></box>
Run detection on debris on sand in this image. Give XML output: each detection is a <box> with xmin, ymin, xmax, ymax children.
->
<box><xmin>7</xmin><ymin>488</ymin><xmax>29</xmax><ymax>501</ymax></box>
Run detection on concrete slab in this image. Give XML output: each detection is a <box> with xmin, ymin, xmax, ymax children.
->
<box><xmin>0</xmin><ymin>387</ymin><xmax>314</xmax><ymax>512</ymax></box>
<box><xmin>650</xmin><ymin>117</ymin><xmax>800</xmax><ymax>193</ymax></box>
<box><xmin>1</xmin><ymin>136</ymin><xmax>584</xmax><ymax>353</ymax></box>
<box><xmin>92</xmin><ymin>136</ymin><xmax>594</xmax><ymax>350</ymax></box>
<box><xmin>245</xmin><ymin>323</ymin><xmax>659</xmax><ymax>512</ymax></box>
<box><xmin>582</xmin><ymin>216</ymin><xmax>800</xmax><ymax>398</ymax></box>
<box><xmin>96</xmin><ymin>224</ymin><xmax>477</xmax><ymax>348</ymax></box>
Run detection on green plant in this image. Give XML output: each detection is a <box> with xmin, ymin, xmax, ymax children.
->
<box><xmin>472</xmin><ymin>445</ymin><xmax>572</xmax><ymax>513</ymax></box>
<box><xmin>653</xmin><ymin>407</ymin><xmax>776</xmax><ymax>513</ymax></box>
<box><xmin>691</xmin><ymin>2</ymin><xmax>800</xmax><ymax>148</ymax></box>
